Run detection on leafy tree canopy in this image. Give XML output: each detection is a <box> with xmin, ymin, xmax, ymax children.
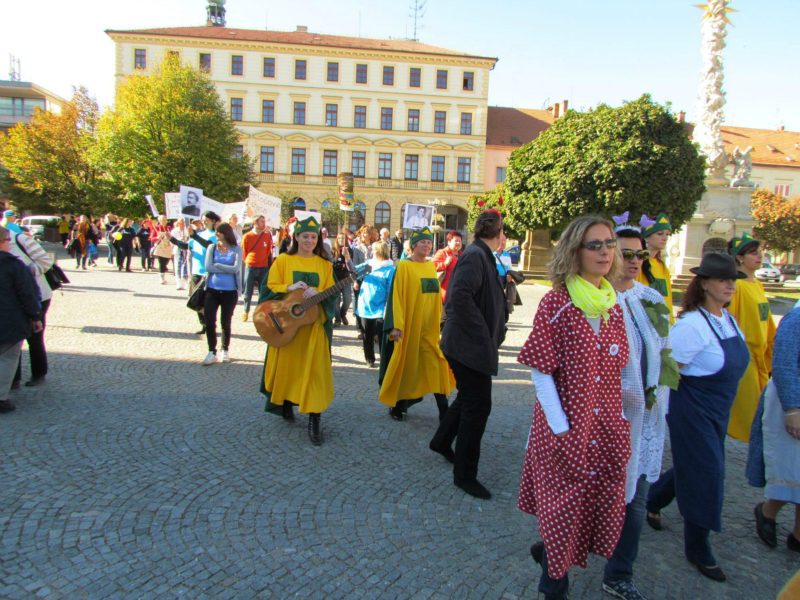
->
<box><xmin>466</xmin><ymin>184</ymin><xmax>524</xmax><ymax>241</ymax></box>
<box><xmin>504</xmin><ymin>94</ymin><xmax>706</xmax><ymax>234</ymax></box>
<box><xmin>94</xmin><ymin>54</ymin><xmax>254</xmax><ymax>215</ymax></box>
<box><xmin>0</xmin><ymin>86</ymin><xmax>110</xmax><ymax>214</ymax></box>
<box><xmin>751</xmin><ymin>188</ymin><xmax>800</xmax><ymax>254</ymax></box>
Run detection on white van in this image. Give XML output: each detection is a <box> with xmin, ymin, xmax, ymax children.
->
<box><xmin>20</xmin><ymin>215</ymin><xmax>61</xmax><ymax>239</ymax></box>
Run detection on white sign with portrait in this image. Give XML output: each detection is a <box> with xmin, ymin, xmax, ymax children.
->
<box><xmin>403</xmin><ymin>203</ymin><xmax>433</xmax><ymax>229</ymax></box>
<box><xmin>179</xmin><ymin>185</ymin><xmax>203</xmax><ymax>218</ymax></box>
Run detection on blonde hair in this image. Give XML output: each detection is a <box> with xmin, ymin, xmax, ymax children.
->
<box><xmin>372</xmin><ymin>241</ymin><xmax>389</xmax><ymax>260</ymax></box>
<box><xmin>548</xmin><ymin>215</ymin><xmax>620</xmax><ymax>289</ymax></box>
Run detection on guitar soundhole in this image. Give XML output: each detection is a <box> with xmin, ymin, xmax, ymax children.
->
<box><xmin>290</xmin><ymin>304</ymin><xmax>305</xmax><ymax>318</ymax></box>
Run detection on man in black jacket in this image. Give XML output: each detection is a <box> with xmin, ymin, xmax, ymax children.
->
<box><xmin>430</xmin><ymin>210</ymin><xmax>507</xmax><ymax>499</ymax></box>
<box><xmin>0</xmin><ymin>226</ymin><xmax>42</xmax><ymax>413</ymax></box>
<box><xmin>389</xmin><ymin>229</ymin><xmax>404</xmax><ymax>263</ymax></box>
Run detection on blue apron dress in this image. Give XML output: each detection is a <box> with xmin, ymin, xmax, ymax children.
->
<box><xmin>667</xmin><ymin>310</ymin><xmax>749</xmax><ymax>531</ymax></box>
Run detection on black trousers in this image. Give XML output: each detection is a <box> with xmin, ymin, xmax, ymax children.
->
<box><xmin>191</xmin><ymin>275</ymin><xmax>206</xmax><ymax>326</ymax></box>
<box><xmin>116</xmin><ymin>245</ymin><xmax>132</xmax><ymax>271</ymax></box>
<box><xmin>14</xmin><ymin>298</ymin><xmax>50</xmax><ymax>384</ymax></box>
<box><xmin>140</xmin><ymin>242</ymin><xmax>152</xmax><ymax>269</ymax></box>
<box><xmin>430</xmin><ymin>356</ymin><xmax>492</xmax><ymax>482</ymax></box>
<box><xmin>361</xmin><ymin>318</ymin><xmax>382</xmax><ymax>363</ymax></box>
<box><xmin>157</xmin><ymin>256</ymin><xmax>170</xmax><ymax>274</ymax></box>
<box><xmin>204</xmin><ymin>288</ymin><xmax>238</xmax><ymax>352</ymax></box>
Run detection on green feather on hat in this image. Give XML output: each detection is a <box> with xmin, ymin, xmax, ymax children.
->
<box><xmin>294</xmin><ymin>216</ymin><xmax>321</xmax><ymax>235</ymax></box>
<box><xmin>410</xmin><ymin>226</ymin><xmax>434</xmax><ymax>247</ymax></box>
<box><xmin>642</xmin><ymin>213</ymin><xmax>672</xmax><ymax>238</ymax></box>
<box><xmin>730</xmin><ymin>231</ymin><xmax>758</xmax><ymax>257</ymax></box>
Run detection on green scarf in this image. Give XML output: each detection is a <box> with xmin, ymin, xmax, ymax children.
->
<box><xmin>565</xmin><ymin>275</ymin><xmax>617</xmax><ymax>322</ymax></box>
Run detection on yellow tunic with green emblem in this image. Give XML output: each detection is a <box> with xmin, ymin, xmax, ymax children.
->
<box><xmin>727</xmin><ymin>278</ymin><xmax>776</xmax><ymax>442</ymax></box>
<box><xmin>378</xmin><ymin>259</ymin><xmax>455</xmax><ymax>406</ymax></box>
<box><xmin>261</xmin><ymin>253</ymin><xmax>335</xmax><ymax>414</ymax></box>
<box><xmin>637</xmin><ymin>255</ymin><xmax>674</xmax><ymax>322</ymax></box>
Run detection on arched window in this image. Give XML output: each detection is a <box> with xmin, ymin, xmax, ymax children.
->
<box><xmin>293</xmin><ymin>197</ymin><xmax>306</xmax><ymax>211</ymax></box>
<box><xmin>374</xmin><ymin>201</ymin><xmax>391</xmax><ymax>232</ymax></box>
<box><xmin>348</xmin><ymin>201</ymin><xmax>366</xmax><ymax>232</ymax></box>
<box><xmin>321</xmin><ymin>200</ymin><xmax>331</xmax><ymax>209</ymax></box>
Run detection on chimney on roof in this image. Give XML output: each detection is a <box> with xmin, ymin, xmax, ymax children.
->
<box><xmin>296</xmin><ymin>25</ymin><xmax>308</xmax><ymax>33</ymax></box>
<box><xmin>552</xmin><ymin>103</ymin><xmax>560</xmax><ymax>119</ymax></box>
<box><xmin>206</xmin><ymin>0</ymin><xmax>226</xmax><ymax>27</ymax></box>
<box><xmin>561</xmin><ymin>99</ymin><xmax>568</xmax><ymax>113</ymax></box>
<box><xmin>778</xmin><ymin>125</ymin><xmax>785</xmax><ymax>131</ymax></box>
<box><xmin>677</xmin><ymin>111</ymin><xmax>686</xmax><ymax>123</ymax></box>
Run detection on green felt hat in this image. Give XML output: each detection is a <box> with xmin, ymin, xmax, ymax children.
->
<box><xmin>294</xmin><ymin>216</ymin><xmax>321</xmax><ymax>235</ymax></box>
<box><xmin>642</xmin><ymin>213</ymin><xmax>672</xmax><ymax>238</ymax></box>
<box><xmin>729</xmin><ymin>232</ymin><xmax>759</xmax><ymax>257</ymax></box>
<box><xmin>410</xmin><ymin>226</ymin><xmax>434</xmax><ymax>247</ymax></box>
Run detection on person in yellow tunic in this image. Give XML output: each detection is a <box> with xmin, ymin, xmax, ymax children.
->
<box><xmin>727</xmin><ymin>232</ymin><xmax>776</xmax><ymax>442</ymax></box>
<box><xmin>378</xmin><ymin>227</ymin><xmax>455</xmax><ymax>421</ymax></box>
<box><xmin>258</xmin><ymin>216</ymin><xmax>336</xmax><ymax>445</ymax></box>
<box><xmin>636</xmin><ymin>213</ymin><xmax>674</xmax><ymax>321</ymax></box>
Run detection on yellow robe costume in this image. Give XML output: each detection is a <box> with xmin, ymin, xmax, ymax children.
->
<box><xmin>637</xmin><ymin>255</ymin><xmax>674</xmax><ymax>322</ymax></box>
<box><xmin>259</xmin><ymin>253</ymin><xmax>336</xmax><ymax>414</ymax></box>
<box><xmin>378</xmin><ymin>259</ymin><xmax>455</xmax><ymax>406</ymax></box>
<box><xmin>727</xmin><ymin>278</ymin><xmax>776</xmax><ymax>441</ymax></box>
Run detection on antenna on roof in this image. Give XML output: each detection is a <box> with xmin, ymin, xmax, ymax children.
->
<box><xmin>8</xmin><ymin>54</ymin><xmax>21</xmax><ymax>81</ymax></box>
<box><xmin>409</xmin><ymin>0</ymin><xmax>426</xmax><ymax>41</ymax></box>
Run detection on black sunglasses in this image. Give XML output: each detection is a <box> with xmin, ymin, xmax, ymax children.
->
<box><xmin>581</xmin><ymin>238</ymin><xmax>617</xmax><ymax>251</ymax></box>
<box><xmin>621</xmin><ymin>249</ymin><xmax>650</xmax><ymax>261</ymax></box>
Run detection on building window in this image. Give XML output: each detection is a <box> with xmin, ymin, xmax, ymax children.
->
<box><xmin>434</xmin><ymin>110</ymin><xmax>446</xmax><ymax>134</ymax></box>
<box><xmin>463</xmin><ymin>71</ymin><xmax>474</xmax><ymax>91</ymax></box>
<box><xmin>380</xmin><ymin>107</ymin><xmax>393</xmax><ymax>130</ymax></box>
<box><xmin>375</xmin><ymin>201</ymin><xmax>391</xmax><ymax>231</ymax></box>
<box><xmin>356</xmin><ymin>63</ymin><xmax>368</xmax><ymax>84</ymax></box>
<box><xmin>378</xmin><ymin>153</ymin><xmax>393</xmax><ymax>179</ymax></box>
<box><xmin>325</xmin><ymin>104</ymin><xmax>338</xmax><ymax>127</ymax></box>
<box><xmin>407</xmin><ymin>109</ymin><xmax>420</xmax><ymax>132</ymax></box>
<box><xmin>233</xmin><ymin>145</ymin><xmax>244</xmax><ymax>159</ymax></box>
<box><xmin>260</xmin><ymin>146</ymin><xmax>275</xmax><ymax>173</ymax></box>
<box><xmin>293</xmin><ymin>102</ymin><xmax>306</xmax><ymax>125</ymax></box>
<box><xmin>383</xmin><ymin>66</ymin><xmax>394</xmax><ymax>86</ymax></box>
<box><xmin>457</xmin><ymin>157</ymin><xmax>471</xmax><ymax>183</ymax></box>
<box><xmin>134</xmin><ymin>49</ymin><xmax>146</xmax><ymax>70</ymax></box>
<box><xmin>261</xmin><ymin>100</ymin><xmax>274</xmax><ymax>123</ymax></box>
<box><xmin>323</xmin><ymin>150</ymin><xmax>338</xmax><ymax>176</ymax></box>
<box><xmin>460</xmin><ymin>112</ymin><xmax>473</xmax><ymax>135</ymax></box>
<box><xmin>352</xmin><ymin>151</ymin><xmax>366</xmax><ymax>178</ymax></box>
<box><xmin>354</xmin><ymin>106</ymin><xmax>366</xmax><ymax>129</ymax></box>
<box><xmin>409</xmin><ymin>67</ymin><xmax>421</xmax><ymax>88</ymax></box>
<box><xmin>291</xmin><ymin>149</ymin><xmax>306</xmax><ymax>175</ymax></box>
<box><xmin>295</xmin><ymin>59</ymin><xmax>306</xmax><ymax>80</ymax></box>
<box><xmin>436</xmin><ymin>69</ymin><xmax>448</xmax><ymax>89</ymax></box>
<box><xmin>199</xmin><ymin>53</ymin><xmax>211</xmax><ymax>72</ymax></box>
<box><xmin>404</xmin><ymin>155</ymin><xmax>419</xmax><ymax>180</ymax></box>
<box><xmin>230</xmin><ymin>98</ymin><xmax>243</xmax><ymax>121</ymax></box>
<box><xmin>431</xmin><ymin>156</ymin><xmax>445</xmax><ymax>182</ymax></box>
<box><xmin>263</xmin><ymin>57</ymin><xmax>275</xmax><ymax>78</ymax></box>
<box><xmin>775</xmin><ymin>183</ymin><xmax>791</xmax><ymax>197</ymax></box>
<box><xmin>496</xmin><ymin>166</ymin><xmax>507</xmax><ymax>183</ymax></box>
<box><xmin>327</xmin><ymin>62</ymin><xmax>339</xmax><ymax>82</ymax></box>
<box><xmin>231</xmin><ymin>55</ymin><xmax>243</xmax><ymax>76</ymax></box>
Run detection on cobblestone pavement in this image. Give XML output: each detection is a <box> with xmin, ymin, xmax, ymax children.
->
<box><xmin>1</xmin><ymin>244</ymin><xmax>797</xmax><ymax>599</ymax></box>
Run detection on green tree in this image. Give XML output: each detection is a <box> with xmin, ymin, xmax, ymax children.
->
<box><xmin>0</xmin><ymin>87</ymin><xmax>109</xmax><ymax>214</ymax></box>
<box><xmin>751</xmin><ymin>188</ymin><xmax>800</xmax><ymax>253</ymax></box>
<box><xmin>466</xmin><ymin>184</ymin><xmax>524</xmax><ymax>241</ymax></box>
<box><xmin>94</xmin><ymin>54</ymin><xmax>254</xmax><ymax>214</ymax></box>
<box><xmin>504</xmin><ymin>94</ymin><xmax>706</xmax><ymax>233</ymax></box>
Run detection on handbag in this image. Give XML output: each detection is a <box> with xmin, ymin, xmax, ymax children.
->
<box><xmin>153</xmin><ymin>236</ymin><xmax>173</xmax><ymax>259</ymax></box>
<box><xmin>15</xmin><ymin>234</ymin><xmax>70</xmax><ymax>291</ymax></box>
<box><xmin>186</xmin><ymin>276</ymin><xmax>207</xmax><ymax>312</ymax></box>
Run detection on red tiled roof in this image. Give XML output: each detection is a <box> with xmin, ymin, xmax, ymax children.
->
<box><xmin>105</xmin><ymin>27</ymin><xmax>497</xmax><ymax>62</ymax></box>
<box><xmin>486</xmin><ymin>107</ymin><xmax>554</xmax><ymax>147</ymax></box>
<box><xmin>718</xmin><ymin>125</ymin><xmax>800</xmax><ymax>169</ymax></box>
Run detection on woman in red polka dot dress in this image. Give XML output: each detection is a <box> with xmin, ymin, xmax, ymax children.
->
<box><xmin>517</xmin><ymin>215</ymin><xmax>631</xmax><ymax>600</ymax></box>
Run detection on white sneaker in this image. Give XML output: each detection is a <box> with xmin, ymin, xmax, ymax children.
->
<box><xmin>202</xmin><ymin>351</ymin><xmax>217</xmax><ymax>366</ymax></box>
<box><xmin>220</xmin><ymin>350</ymin><xmax>230</xmax><ymax>363</ymax></box>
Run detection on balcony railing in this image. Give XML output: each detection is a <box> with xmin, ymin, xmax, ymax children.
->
<box><xmin>289</xmin><ymin>175</ymin><xmax>306</xmax><ymax>184</ymax></box>
<box><xmin>252</xmin><ymin>172</ymin><xmax>479</xmax><ymax>194</ymax></box>
<box><xmin>257</xmin><ymin>173</ymin><xmax>275</xmax><ymax>183</ymax></box>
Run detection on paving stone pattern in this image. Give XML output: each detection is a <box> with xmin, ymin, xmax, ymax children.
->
<box><xmin>1</xmin><ymin>244</ymin><xmax>796</xmax><ymax>599</ymax></box>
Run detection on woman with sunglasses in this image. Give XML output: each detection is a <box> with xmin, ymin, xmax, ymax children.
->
<box><xmin>646</xmin><ymin>252</ymin><xmax>749</xmax><ymax>582</ymax></box>
<box><xmin>518</xmin><ymin>215</ymin><xmax>629</xmax><ymax>600</ymax></box>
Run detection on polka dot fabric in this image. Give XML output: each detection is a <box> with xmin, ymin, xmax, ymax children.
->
<box><xmin>517</xmin><ymin>288</ymin><xmax>631</xmax><ymax>580</ymax></box>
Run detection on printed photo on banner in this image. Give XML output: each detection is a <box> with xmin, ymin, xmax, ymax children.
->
<box><xmin>403</xmin><ymin>203</ymin><xmax>433</xmax><ymax>229</ymax></box>
<box><xmin>179</xmin><ymin>185</ymin><xmax>203</xmax><ymax>218</ymax></box>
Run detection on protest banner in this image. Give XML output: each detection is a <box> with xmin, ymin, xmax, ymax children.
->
<box><xmin>145</xmin><ymin>195</ymin><xmax>159</xmax><ymax>217</ymax></box>
<box><xmin>246</xmin><ymin>185</ymin><xmax>282</xmax><ymax>228</ymax></box>
<box><xmin>179</xmin><ymin>185</ymin><xmax>203</xmax><ymax>218</ymax></box>
<box><xmin>165</xmin><ymin>193</ymin><xmax>182</xmax><ymax>219</ymax></box>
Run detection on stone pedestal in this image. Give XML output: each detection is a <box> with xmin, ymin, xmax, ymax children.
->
<box><xmin>668</xmin><ymin>185</ymin><xmax>755</xmax><ymax>275</ymax></box>
<box><xmin>521</xmin><ymin>229</ymin><xmax>552</xmax><ymax>271</ymax></box>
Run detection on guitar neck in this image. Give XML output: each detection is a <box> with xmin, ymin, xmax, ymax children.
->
<box><xmin>298</xmin><ymin>276</ymin><xmax>353</xmax><ymax>310</ymax></box>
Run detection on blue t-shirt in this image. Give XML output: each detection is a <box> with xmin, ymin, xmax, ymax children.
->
<box><xmin>189</xmin><ymin>230</ymin><xmax>216</xmax><ymax>276</ymax></box>
<box><xmin>208</xmin><ymin>247</ymin><xmax>237</xmax><ymax>291</ymax></box>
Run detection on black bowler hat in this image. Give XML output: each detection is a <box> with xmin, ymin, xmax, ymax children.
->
<box><xmin>690</xmin><ymin>252</ymin><xmax>747</xmax><ymax>279</ymax></box>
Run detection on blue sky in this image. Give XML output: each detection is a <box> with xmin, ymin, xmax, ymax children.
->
<box><xmin>3</xmin><ymin>0</ymin><xmax>797</xmax><ymax>130</ymax></box>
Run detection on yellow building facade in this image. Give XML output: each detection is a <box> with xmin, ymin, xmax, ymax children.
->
<box><xmin>106</xmin><ymin>26</ymin><xmax>497</xmax><ymax>235</ymax></box>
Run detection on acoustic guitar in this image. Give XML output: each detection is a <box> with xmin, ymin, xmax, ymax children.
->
<box><xmin>253</xmin><ymin>271</ymin><xmax>366</xmax><ymax>347</ymax></box>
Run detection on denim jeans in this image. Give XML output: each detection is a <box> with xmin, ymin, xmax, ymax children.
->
<box><xmin>646</xmin><ymin>468</ymin><xmax>675</xmax><ymax>515</ymax></box>
<box><xmin>243</xmin><ymin>266</ymin><xmax>267</xmax><ymax>313</ymax></box>
<box><xmin>335</xmin><ymin>284</ymin><xmax>353</xmax><ymax>322</ymax></box>
<box><xmin>107</xmin><ymin>241</ymin><xmax>116</xmax><ymax>264</ymax></box>
<box><xmin>174</xmin><ymin>250</ymin><xmax>188</xmax><ymax>280</ymax></box>
<box><xmin>604</xmin><ymin>475</ymin><xmax>650</xmax><ymax>582</ymax></box>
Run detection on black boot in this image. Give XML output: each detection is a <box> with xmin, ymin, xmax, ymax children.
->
<box><xmin>282</xmin><ymin>402</ymin><xmax>294</xmax><ymax>421</ymax></box>
<box><xmin>434</xmin><ymin>394</ymin><xmax>449</xmax><ymax>422</ymax></box>
<box><xmin>308</xmin><ymin>413</ymin><xmax>322</xmax><ymax>445</ymax></box>
<box><xmin>389</xmin><ymin>406</ymin><xmax>404</xmax><ymax>421</ymax></box>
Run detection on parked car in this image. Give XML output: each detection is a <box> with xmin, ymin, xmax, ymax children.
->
<box><xmin>780</xmin><ymin>264</ymin><xmax>800</xmax><ymax>281</ymax></box>
<box><xmin>506</xmin><ymin>244</ymin><xmax>521</xmax><ymax>265</ymax></box>
<box><xmin>755</xmin><ymin>261</ymin><xmax>781</xmax><ymax>282</ymax></box>
<box><xmin>20</xmin><ymin>215</ymin><xmax>60</xmax><ymax>240</ymax></box>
